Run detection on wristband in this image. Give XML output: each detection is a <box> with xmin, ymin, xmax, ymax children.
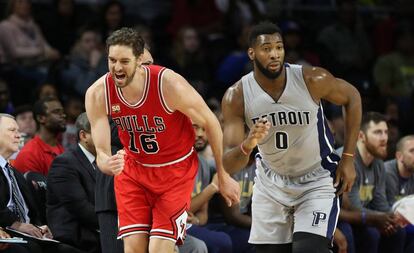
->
<box><xmin>240</xmin><ymin>142</ymin><xmax>249</xmax><ymax>156</ymax></box>
<box><xmin>361</xmin><ymin>211</ymin><xmax>367</xmax><ymax>225</ymax></box>
<box><xmin>342</xmin><ymin>152</ymin><xmax>354</xmax><ymax>157</ymax></box>
<box><xmin>210</xmin><ymin>182</ymin><xmax>219</xmax><ymax>191</ymax></box>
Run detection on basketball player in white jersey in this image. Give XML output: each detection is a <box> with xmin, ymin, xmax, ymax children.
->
<box><xmin>222</xmin><ymin>22</ymin><xmax>362</xmax><ymax>253</ymax></box>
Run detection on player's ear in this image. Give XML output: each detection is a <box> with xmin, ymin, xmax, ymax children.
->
<box><xmin>247</xmin><ymin>48</ymin><xmax>254</xmax><ymax>60</ymax></box>
<box><xmin>358</xmin><ymin>130</ymin><xmax>365</xmax><ymax>142</ymax></box>
<box><xmin>79</xmin><ymin>129</ymin><xmax>87</xmax><ymax>141</ymax></box>
<box><xmin>396</xmin><ymin>150</ymin><xmax>403</xmax><ymax>161</ymax></box>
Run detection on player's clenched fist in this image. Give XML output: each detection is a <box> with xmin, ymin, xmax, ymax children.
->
<box><xmin>98</xmin><ymin>149</ymin><xmax>126</xmax><ymax>176</ymax></box>
<box><xmin>244</xmin><ymin>118</ymin><xmax>271</xmax><ymax>150</ymax></box>
<box><xmin>218</xmin><ymin>171</ymin><xmax>241</xmax><ymax>207</ymax></box>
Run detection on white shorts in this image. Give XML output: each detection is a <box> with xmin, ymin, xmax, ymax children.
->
<box><xmin>249</xmin><ymin>157</ymin><xmax>340</xmax><ymax>244</ymax></box>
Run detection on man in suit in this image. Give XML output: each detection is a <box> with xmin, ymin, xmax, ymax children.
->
<box><xmin>47</xmin><ymin>112</ymin><xmax>100</xmax><ymax>253</ymax></box>
<box><xmin>0</xmin><ymin>113</ymin><xmax>83</xmax><ymax>253</ymax></box>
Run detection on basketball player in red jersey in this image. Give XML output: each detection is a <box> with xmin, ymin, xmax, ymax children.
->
<box><xmin>85</xmin><ymin>28</ymin><xmax>240</xmax><ymax>253</ymax></box>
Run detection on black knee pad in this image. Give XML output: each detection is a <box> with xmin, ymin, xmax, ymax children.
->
<box><xmin>255</xmin><ymin>243</ymin><xmax>292</xmax><ymax>253</ymax></box>
<box><xmin>292</xmin><ymin>232</ymin><xmax>331</xmax><ymax>253</ymax></box>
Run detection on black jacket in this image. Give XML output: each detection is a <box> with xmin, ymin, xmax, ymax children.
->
<box><xmin>0</xmin><ymin>165</ymin><xmax>41</xmax><ymax>227</ymax></box>
<box><xmin>46</xmin><ymin>145</ymin><xmax>100</xmax><ymax>253</ymax></box>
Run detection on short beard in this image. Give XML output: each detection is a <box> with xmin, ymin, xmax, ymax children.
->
<box><xmin>115</xmin><ymin>66</ymin><xmax>137</xmax><ymax>88</ymax></box>
<box><xmin>254</xmin><ymin>58</ymin><xmax>283</xmax><ymax>79</ymax></box>
<box><xmin>402</xmin><ymin>160</ymin><xmax>414</xmax><ymax>174</ymax></box>
<box><xmin>365</xmin><ymin>139</ymin><xmax>387</xmax><ymax>160</ymax></box>
<box><xmin>48</xmin><ymin>124</ymin><xmax>67</xmax><ymax>134</ymax></box>
<box><xmin>195</xmin><ymin>143</ymin><xmax>207</xmax><ymax>152</ymax></box>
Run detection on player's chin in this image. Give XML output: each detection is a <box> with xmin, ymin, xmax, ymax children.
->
<box><xmin>115</xmin><ymin>80</ymin><xmax>127</xmax><ymax>88</ymax></box>
<box><xmin>268</xmin><ymin>66</ymin><xmax>280</xmax><ymax>72</ymax></box>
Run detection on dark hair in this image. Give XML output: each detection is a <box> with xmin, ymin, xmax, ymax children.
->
<box><xmin>248</xmin><ymin>21</ymin><xmax>282</xmax><ymax>47</ymax></box>
<box><xmin>33</xmin><ymin>96</ymin><xmax>60</xmax><ymax>124</ymax></box>
<box><xmin>35</xmin><ymin>83</ymin><xmax>58</xmax><ymax>101</ymax></box>
<box><xmin>106</xmin><ymin>27</ymin><xmax>144</xmax><ymax>57</ymax></box>
<box><xmin>13</xmin><ymin>104</ymin><xmax>33</xmax><ymax>117</ymax></box>
<box><xmin>75</xmin><ymin>112</ymin><xmax>90</xmax><ymax>142</ymax></box>
<box><xmin>360</xmin><ymin>111</ymin><xmax>387</xmax><ymax>133</ymax></box>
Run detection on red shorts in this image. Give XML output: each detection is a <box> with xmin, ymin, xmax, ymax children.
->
<box><xmin>114</xmin><ymin>152</ymin><xmax>198</xmax><ymax>244</ymax></box>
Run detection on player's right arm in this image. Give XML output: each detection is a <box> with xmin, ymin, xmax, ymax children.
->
<box><xmin>222</xmin><ymin>82</ymin><xmax>270</xmax><ymax>174</ymax></box>
<box><xmin>85</xmin><ymin>76</ymin><xmax>124</xmax><ymax>176</ymax></box>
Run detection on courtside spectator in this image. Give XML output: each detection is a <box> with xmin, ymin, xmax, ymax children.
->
<box><xmin>47</xmin><ymin>112</ymin><xmax>100</xmax><ymax>253</ymax></box>
<box><xmin>13</xmin><ymin>97</ymin><xmax>65</xmax><ymax>175</ymax></box>
<box><xmin>0</xmin><ymin>113</ymin><xmax>83</xmax><ymax>253</ymax></box>
<box><xmin>340</xmin><ymin>112</ymin><xmax>406</xmax><ymax>253</ymax></box>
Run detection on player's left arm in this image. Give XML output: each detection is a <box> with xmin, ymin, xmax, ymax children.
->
<box><xmin>162</xmin><ymin>70</ymin><xmax>240</xmax><ymax>206</ymax></box>
<box><xmin>304</xmin><ymin>66</ymin><xmax>362</xmax><ymax>195</ymax></box>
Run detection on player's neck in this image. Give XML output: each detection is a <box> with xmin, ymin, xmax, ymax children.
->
<box><xmin>254</xmin><ymin>67</ymin><xmax>285</xmax><ymax>90</ymax></box>
<box><xmin>38</xmin><ymin>128</ymin><xmax>60</xmax><ymax>146</ymax></box>
<box><xmin>254</xmin><ymin>67</ymin><xmax>286</xmax><ymax>102</ymax></box>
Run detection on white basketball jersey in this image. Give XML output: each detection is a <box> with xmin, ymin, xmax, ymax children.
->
<box><xmin>242</xmin><ymin>64</ymin><xmax>339</xmax><ymax>176</ymax></box>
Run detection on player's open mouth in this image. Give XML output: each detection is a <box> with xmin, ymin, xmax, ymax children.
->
<box><xmin>115</xmin><ymin>73</ymin><xmax>126</xmax><ymax>81</ymax></box>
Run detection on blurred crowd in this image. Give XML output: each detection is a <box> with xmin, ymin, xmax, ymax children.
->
<box><xmin>0</xmin><ymin>0</ymin><xmax>413</xmax><ymax>253</ymax></box>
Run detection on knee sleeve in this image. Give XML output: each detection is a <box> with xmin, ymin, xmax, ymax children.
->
<box><xmin>255</xmin><ymin>243</ymin><xmax>292</xmax><ymax>253</ymax></box>
<box><xmin>292</xmin><ymin>232</ymin><xmax>331</xmax><ymax>253</ymax></box>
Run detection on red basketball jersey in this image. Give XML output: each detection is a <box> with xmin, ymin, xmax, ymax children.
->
<box><xmin>104</xmin><ymin>65</ymin><xmax>195</xmax><ymax>166</ymax></box>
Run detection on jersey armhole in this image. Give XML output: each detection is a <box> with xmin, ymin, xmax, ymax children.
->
<box><xmin>240</xmin><ymin>78</ymin><xmax>249</xmax><ymax>128</ymax></box>
<box><xmin>104</xmin><ymin>73</ymin><xmax>111</xmax><ymax>116</ymax></box>
<box><xmin>158</xmin><ymin>68</ymin><xmax>174</xmax><ymax>114</ymax></box>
